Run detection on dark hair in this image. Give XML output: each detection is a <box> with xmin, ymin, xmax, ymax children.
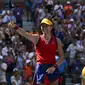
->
<box><xmin>51</xmin><ymin>28</ymin><xmax>56</xmax><ymax>37</ymax></box>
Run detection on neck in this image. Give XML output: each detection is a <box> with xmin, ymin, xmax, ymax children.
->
<box><xmin>43</xmin><ymin>34</ymin><xmax>52</xmax><ymax>41</ymax></box>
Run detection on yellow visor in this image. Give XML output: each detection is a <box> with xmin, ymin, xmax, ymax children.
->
<box><xmin>82</xmin><ymin>67</ymin><xmax>85</xmax><ymax>76</ymax></box>
<box><xmin>41</xmin><ymin>18</ymin><xmax>53</xmax><ymax>25</ymax></box>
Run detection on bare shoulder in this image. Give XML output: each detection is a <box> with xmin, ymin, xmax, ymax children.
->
<box><xmin>56</xmin><ymin>37</ymin><xmax>62</xmax><ymax>44</ymax></box>
<box><xmin>55</xmin><ymin>37</ymin><xmax>63</xmax><ymax>48</ymax></box>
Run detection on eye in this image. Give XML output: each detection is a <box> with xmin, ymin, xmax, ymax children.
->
<box><xmin>41</xmin><ymin>25</ymin><xmax>48</xmax><ymax>28</ymax></box>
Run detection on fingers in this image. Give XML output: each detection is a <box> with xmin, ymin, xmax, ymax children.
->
<box><xmin>8</xmin><ymin>22</ymin><xmax>13</xmax><ymax>28</ymax></box>
<box><xmin>11</xmin><ymin>20</ymin><xmax>13</xmax><ymax>23</ymax></box>
<box><xmin>8</xmin><ymin>20</ymin><xmax>15</xmax><ymax>28</ymax></box>
<box><xmin>46</xmin><ymin>69</ymin><xmax>53</xmax><ymax>74</ymax></box>
<box><xmin>46</xmin><ymin>67</ymin><xmax>55</xmax><ymax>74</ymax></box>
<box><xmin>8</xmin><ymin>22</ymin><xmax>11</xmax><ymax>27</ymax></box>
<box><xmin>10</xmin><ymin>20</ymin><xmax>14</xmax><ymax>24</ymax></box>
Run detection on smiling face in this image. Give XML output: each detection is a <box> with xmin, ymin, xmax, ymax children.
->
<box><xmin>40</xmin><ymin>18</ymin><xmax>53</xmax><ymax>35</ymax></box>
<box><xmin>41</xmin><ymin>24</ymin><xmax>53</xmax><ymax>35</ymax></box>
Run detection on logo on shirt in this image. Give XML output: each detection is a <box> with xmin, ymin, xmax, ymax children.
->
<box><xmin>52</xmin><ymin>41</ymin><xmax>55</xmax><ymax>44</ymax></box>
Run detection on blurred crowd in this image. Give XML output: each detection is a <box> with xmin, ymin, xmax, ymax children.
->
<box><xmin>0</xmin><ymin>0</ymin><xmax>85</xmax><ymax>85</ymax></box>
<box><xmin>0</xmin><ymin>3</ymin><xmax>36</xmax><ymax>84</ymax></box>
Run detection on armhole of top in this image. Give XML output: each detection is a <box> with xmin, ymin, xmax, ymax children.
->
<box><xmin>36</xmin><ymin>36</ymin><xmax>40</xmax><ymax>46</ymax></box>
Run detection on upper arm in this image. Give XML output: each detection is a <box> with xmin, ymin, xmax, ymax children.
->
<box><xmin>56</xmin><ymin>38</ymin><xmax>64</xmax><ymax>58</ymax></box>
<box><xmin>16</xmin><ymin>28</ymin><xmax>39</xmax><ymax>46</ymax></box>
<box><xmin>26</xmin><ymin>33</ymin><xmax>40</xmax><ymax>46</ymax></box>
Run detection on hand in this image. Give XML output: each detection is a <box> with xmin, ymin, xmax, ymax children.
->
<box><xmin>8</xmin><ymin>21</ymin><xmax>16</xmax><ymax>28</ymax></box>
<box><xmin>46</xmin><ymin>66</ymin><xmax>56</xmax><ymax>74</ymax></box>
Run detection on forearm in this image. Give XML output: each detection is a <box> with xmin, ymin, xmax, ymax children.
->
<box><xmin>56</xmin><ymin>38</ymin><xmax>65</xmax><ymax>66</ymax></box>
<box><xmin>14</xmin><ymin>26</ymin><xmax>39</xmax><ymax>45</ymax></box>
<box><xmin>16</xmin><ymin>28</ymin><xmax>29</xmax><ymax>39</ymax></box>
<box><xmin>56</xmin><ymin>56</ymin><xmax>64</xmax><ymax>66</ymax></box>
<box><xmin>8</xmin><ymin>21</ymin><xmax>37</xmax><ymax>43</ymax></box>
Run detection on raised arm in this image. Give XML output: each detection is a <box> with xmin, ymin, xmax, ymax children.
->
<box><xmin>16</xmin><ymin>28</ymin><xmax>39</xmax><ymax>45</ymax></box>
<box><xmin>8</xmin><ymin>21</ymin><xmax>39</xmax><ymax>45</ymax></box>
